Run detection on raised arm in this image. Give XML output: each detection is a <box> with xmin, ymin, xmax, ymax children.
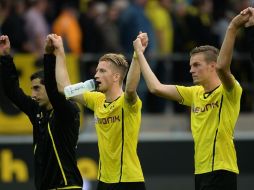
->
<box><xmin>0</xmin><ymin>35</ymin><xmax>36</xmax><ymax>116</ymax></box>
<box><xmin>216</xmin><ymin>12</ymin><xmax>250</xmax><ymax>91</ymax></box>
<box><xmin>125</xmin><ymin>32</ymin><xmax>147</xmax><ymax>104</ymax></box>
<box><xmin>46</xmin><ymin>34</ymin><xmax>85</xmax><ymax>105</ymax></box>
<box><xmin>133</xmin><ymin>36</ymin><xmax>182</xmax><ymax>102</ymax></box>
<box><xmin>44</xmin><ymin>36</ymin><xmax>79</xmax><ymax>119</ymax></box>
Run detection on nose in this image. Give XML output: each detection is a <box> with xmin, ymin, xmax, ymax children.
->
<box><xmin>94</xmin><ymin>71</ymin><xmax>99</xmax><ymax>80</ymax></box>
<box><xmin>31</xmin><ymin>90</ymin><xmax>37</xmax><ymax>100</ymax></box>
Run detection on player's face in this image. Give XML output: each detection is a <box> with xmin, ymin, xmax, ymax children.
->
<box><xmin>31</xmin><ymin>78</ymin><xmax>50</xmax><ymax>108</ymax></box>
<box><xmin>189</xmin><ymin>53</ymin><xmax>213</xmax><ymax>85</ymax></box>
<box><xmin>94</xmin><ymin>61</ymin><xmax>116</xmax><ymax>93</ymax></box>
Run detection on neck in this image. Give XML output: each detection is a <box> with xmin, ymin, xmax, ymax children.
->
<box><xmin>45</xmin><ymin>103</ymin><xmax>53</xmax><ymax>111</ymax></box>
<box><xmin>105</xmin><ymin>87</ymin><xmax>123</xmax><ymax>102</ymax></box>
<box><xmin>202</xmin><ymin>76</ymin><xmax>221</xmax><ymax>92</ymax></box>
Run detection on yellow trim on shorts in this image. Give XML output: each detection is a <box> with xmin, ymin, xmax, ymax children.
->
<box><xmin>48</xmin><ymin>123</ymin><xmax>67</xmax><ymax>185</ymax></box>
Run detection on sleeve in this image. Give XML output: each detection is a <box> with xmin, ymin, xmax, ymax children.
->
<box><xmin>43</xmin><ymin>54</ymin><xmax>79</xmax><ymax>120</ymax></box>
<box><xmin>83</xmin><ymin>91</ymin><xmax>103</xmax><ymax>111</ymax></box>
<box><xmin>175</xmin><ymin>85</ymin><xmax>195</xmax><ymax>106</ymax></box>
<box><xmin>0</xmin><ymin>55</ymin><xmax>37</xmax><ymax>116</ymax></box>
<box><xmin>245</xmin><ymin>26</ymin><xmax>254</xmax><ymax>63</ymax></box>
<box><xmin>223</xmin><ymin>79</ymin><xmax>242</xmax><ymax>104</ymax></box>
<box><xmin>123</xmin><ymin>95</ymin><xmax>142</xmax><ymax>113</ymax></box>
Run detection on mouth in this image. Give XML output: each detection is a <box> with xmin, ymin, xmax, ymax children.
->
<box><xmin>33</xmin><ymin>98</ymin><xmax>40</xmax><ymax>104</ymax></box>
<box><xmin>95</xmin><ymin>80</ymin><xmax>101</xmax><ymax>90</ymax></box>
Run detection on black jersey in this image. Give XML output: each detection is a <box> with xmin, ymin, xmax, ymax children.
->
<box><xmin>0</xmin><ymin>55</ymin><xmax>83</xmax><ymax>190</ymax></box>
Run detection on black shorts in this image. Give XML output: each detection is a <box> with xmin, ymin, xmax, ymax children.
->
<box><xmin>195</xmin><ymin>170</ymin><xmax>237</xmax><ymax>190</ymax></box>
<box><xmin>96</xmin><ymin>181</ymin><xmax>146</xmax><ymax>190</ymax></box>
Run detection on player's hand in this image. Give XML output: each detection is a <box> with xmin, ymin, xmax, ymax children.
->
<box><xmin>45</xmin><ymin>36</ymin><xmax>55</xmax><ymax>54</ymax></box>
<box><xmin>240</xmin><ymin>7</ymin><xmax>254</xmax><ymax>27</ymax></box>
<box><xmin>137</xmin><ymin>32</ymin><xmax>148</xmax><ymax>53</ymax></box>
<box><xmin>0</xmin><ymin>35</ymin><xmax>11</xmax><ymax>56</ymax></box>
<box><xmin>47</xmin><ymin>34</ymin><xmax>65</xmax><ymax>55</ymax></box>
<box><xmin>230</xmin><ymin>13</ymin><xmax>250</xmax><ymax>30</ymax></box>
<box><xmin>133</xmin><ymin>37</ymin><xmax>143</xmax><ymax>55</ymax></box>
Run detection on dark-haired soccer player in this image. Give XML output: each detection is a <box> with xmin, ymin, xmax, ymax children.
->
<box><xmin>133</xmin><ymin>12</ymin><xmax>252</xmax><ymax>190</ymax></box>
<box><xmin>0</xmin><ymin>35</ymin><xmax>83</xmax><ymax>190</ymax></box>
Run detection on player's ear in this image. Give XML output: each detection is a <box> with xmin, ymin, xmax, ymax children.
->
<box><xmin>209</xmin><ymin>61</ymin><xmax>216</xmax><ymax>70</ymax></box>
<box><xmin>113</xmin><ymin>73</ymin><xmax>120</xmax><ymax>82</ymax></box>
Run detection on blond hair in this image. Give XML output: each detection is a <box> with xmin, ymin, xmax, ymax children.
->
<box><xmin>99</xmin><ymin>53</ymin><xmax>129</xmax><ymax>82</ymax></box>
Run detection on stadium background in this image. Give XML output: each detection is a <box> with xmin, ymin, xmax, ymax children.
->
<box><xmin>0</xmin><ymin>0</ymin><xmax>254</xmax><ymax>189</ymax></box>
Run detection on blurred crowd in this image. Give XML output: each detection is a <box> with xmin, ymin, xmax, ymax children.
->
<box><xmin>0</xmin><ymin>0</ymin><xmax>254</xmax><ymax>113</ymax></box>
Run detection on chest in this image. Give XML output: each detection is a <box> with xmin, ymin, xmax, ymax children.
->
<box><xmin>33</xmin><ymin>110</ymin><xmax>54</xmax><ymax>139</ymax></box>
<box><xmin>191</xmin><ymin>90</ymin><xmax>223</xmax><ymax>115</ymax></box>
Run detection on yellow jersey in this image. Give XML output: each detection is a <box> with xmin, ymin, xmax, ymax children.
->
<box><xmin>176</xmin><ymin>80</ymin><xmax>242</xmax><ymax>174</ymax></box>
<box><xmin>83</xmin><ymin>91</ymin><xmax>144</xmax><ymax>183</ymax></box>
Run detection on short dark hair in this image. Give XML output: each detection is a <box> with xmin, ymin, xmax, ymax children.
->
<box><xmin>190</xmin><ymin>45</ymin><xmax>219</xmax><ymax>63</ymax></box>
<box><xmin>30</xmin><ymin>70</ymin><xmax>44</xmax><ymax>84</ymax></box>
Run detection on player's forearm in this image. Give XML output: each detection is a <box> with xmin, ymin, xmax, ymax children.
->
<box><xmin>137</xmin><ymin>51</ymin><xmax>162</xmax><ymax>94</ymax></box>
<box><xmin>55</xmin><ymin>52</ymin><xmax>71</xmax><ymax>94</ymax></box>
<box><xmin>125</xmin><ymin>56</ymin><xmax>140</xmax><ymax>94</ymax></box>
<box><xmin>216</xmin><ymin>26</ymin><xmax>237</xmax><ymax>72</ymax></box>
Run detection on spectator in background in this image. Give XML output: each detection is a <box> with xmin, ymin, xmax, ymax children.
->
<box><xmin>118</xmin><ymin>0</ymin><xmax>156</xmax><ymax>112</ymax></box>
<box><xmin>79</xmin><ymin>1</ymin><xmax>104</xmax><ymax>54</ymax></box>
<box><xmin>0</xmin><ymin>0</ymin><xmax>10</xmax><ymax>35</ymax></box>
<box><xmin>2</xmin><ymin>0</ymin><xmax>32</xmax><ymax>53</ymax></box>
<box><xmin>118</xmin><ymin>0</ymin><xmax>156</xmax><ymax>54</ymax></box>
<box><xmin>52</xmin><ymin>2</ymin><xmax>82</xmax><ymax>54</ymax></box>
<box><xmin>145</xmin><ymin>0</ymin><xmax>174</xmax><ymax>113</ymax></box>
<box><xmin>146</xmin><ymin>0</ymin><xmax>174</xmax><ymax>55</ymax></box>
<box><xmin>244</xmin><ymin>7</ymin><xmax>254</xmax><ymax>62</ymax></box>
<box><xmin>97</xmin><ymin>0</ymin><xmax>124</xmax><ymax>53</ymax></box>
<box><xmin>186</xmin><ymin>0</ymin><xmax>219</xmax><ymax>48</ymax></box>
<box><xmin>172</xmin><ymin>0</ymin><xmax>192</xmax><ymax>53</ymax></box>
<box><xmin>79</xmin><ymin>1</ymin><xmax>105</xmax><ymax>81</ymax></box>
<box><xmin>212</xmin><ymin>0</ymin><xmax>232</xmax><ymax>45</ymax></box>
<box><xmin>24</xmin><ymin>0</ymin><xmax>49</xmax><ymax>57</ymax></box>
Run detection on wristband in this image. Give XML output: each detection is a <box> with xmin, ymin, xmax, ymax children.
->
<box><xmin>133</xmin><ymin>51</ymin><xmax>138</xmax><ymax>59</ymax></box>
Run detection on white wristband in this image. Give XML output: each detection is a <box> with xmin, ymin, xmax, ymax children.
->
<box><xmin>64</xmin><ymin>79</ymin><xmax>96</xmax><ymax>98</ymax></box>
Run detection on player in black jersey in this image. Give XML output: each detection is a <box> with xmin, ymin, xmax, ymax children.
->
<box><xmin>0</xmin><ymin>35</ymin><xmax>83</xmax><ymax>190</ymax></box>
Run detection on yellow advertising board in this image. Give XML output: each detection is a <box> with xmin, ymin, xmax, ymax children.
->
<box><xmin>0</xmin><ymin>54</ymin><xmax>81</xmax><ymax>134</ymax></box>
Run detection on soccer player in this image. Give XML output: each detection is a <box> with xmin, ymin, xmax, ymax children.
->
<box><xmin>0</xmin><ymin>35</ymin><xmax>83</xmax><ymax>190</ymax></box>
<box><xmin>133</xmin><ymin>12</ymin><xmax>251</xmax><ymax>190</ymax></box>
<box><xmin>48</xmin><ymin>32</ymin><xmax>148</xmax><ymax>190</ymax></box>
